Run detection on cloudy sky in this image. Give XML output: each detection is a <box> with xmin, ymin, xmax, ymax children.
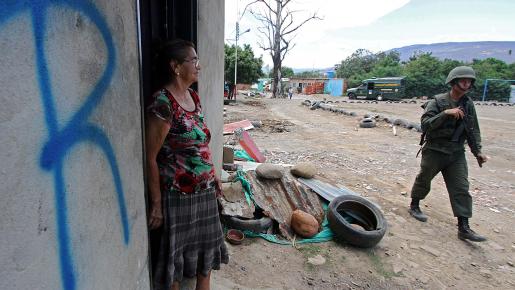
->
<box><xmin>224</xmin><ymin>0</ymin><xmax>515</xmax><ymax>69</ymax></box>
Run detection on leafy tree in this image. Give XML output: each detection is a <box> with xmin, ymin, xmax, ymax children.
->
<box><xmin>507</xmin><ymin>63</ymin><xmax>515</xmax><ymax>80</ymax></box>
<box><xmin>295</xmin><ymin>70</ymin><xmax>323</xmax><ymax>78</ymax></box>
<box><xmin>471</xmin><ymin>58</ymin><xmax>512</xmax><ymax>101</ymax></box>
<box><xmin>440</xmin><ymin>59</ymin><xmax>464</xmax><ymax>77</ymax></box>
<box><xmin>224</xmin><ymin>44</ymin><xmax>264</xmax><ymax>84</ymax></box>
<box><xmin>269</xmin><ymin>66</ymin><xmax>294</xmax><ymax>78</ymax></box>
<box><xmin>281</xmin><ymin>66</ymin><xmax>295</xmax><ymax>78</ymax></box>
<box><xmin>481</xmin><ymin>81</ymin><xmax>511</xmax><ymax>101</ymax></box>
<box><xmin>369</xmin><ymin>51</ymin><xmax>403</xmax><ymax>78</ymax></box>
<box><xmin>402</xmin><ymin>53</ymin><xmax>447</xmax><ymax>98</ymax></box>
<box><xmin>472</xmin><ymin>58</ymin><xmax>510</xmax><ymax>79</ymax></box>
<box><xmin>336</xmin><ymin>49</ymin><xmax>377</xmax><ymax>87</ymax></box>
<box><xmin>336</xmin><ymin>48</ymin><xmax>513</xmax><ymax>101</ymax></box>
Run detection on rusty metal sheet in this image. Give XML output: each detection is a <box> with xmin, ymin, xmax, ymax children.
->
<box><xmin>245</xmin><ymin>171</ymin><xmax>324</xmax><ymax>240</ymax></box>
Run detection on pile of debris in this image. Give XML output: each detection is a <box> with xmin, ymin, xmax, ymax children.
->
<box><xmin>220</xmin><ymin>119</ymin><xmax>388</xmax><ymax>248</ymax></box>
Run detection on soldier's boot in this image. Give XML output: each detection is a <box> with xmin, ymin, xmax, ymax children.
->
<box><xmin>457</xmin><ymin>217</ymin><xmax>487</xmax><ymax>242</ymax></box>
<box><xmin>408</xmin><ymin>199</ymin><xmax>428</xmax><ymax>222</ymax></box>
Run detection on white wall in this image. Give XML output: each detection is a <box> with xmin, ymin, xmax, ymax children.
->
<box><xmin>0</xmin><ymin>1</ymin><xmax>225</xmax><ymax>289</ymax></box>
<box><xmin>198</xmin><ymin>0</ymin><xmax>225</xmax><ymax>175</ymax></box>
<box><xmin>0</xmin><ymin>1</ymin><xmax>149</xmax><ymax>289</ymax></box>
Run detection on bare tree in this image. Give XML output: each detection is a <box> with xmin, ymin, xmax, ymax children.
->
<box><xmin>247</xmin><ymin>0</ymin><xmax>320</xmax><ymax>98</ymax></box>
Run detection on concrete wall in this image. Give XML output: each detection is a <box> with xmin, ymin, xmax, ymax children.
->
<box><xmin>198</xmin><ymin>0</ymin><xmax>225</xmax><ymax>175</ymax></box>
<box><xmin>0</xmin><ymin>1</ymin><xmax>149</xmax><ymax>290</ymax></box>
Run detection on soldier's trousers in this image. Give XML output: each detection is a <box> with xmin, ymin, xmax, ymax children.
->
<box><xmin>411</xmin><ymin>148</ymin><xmax>472</xmax><ymax>217</ymax></box>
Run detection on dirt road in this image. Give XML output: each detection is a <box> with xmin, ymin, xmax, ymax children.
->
<box><xmin>212</xmin><ymin>94</ymin><xmax>515</xmax><ymax>290</ymax></box>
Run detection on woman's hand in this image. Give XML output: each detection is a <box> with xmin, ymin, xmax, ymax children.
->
<box><xmin>215</xmin><ymin>177</ymin><xmax>223</xmax><ymax>198</ymax></box>
<box><xmin>148</xmin><ymin>202</ymin><xmax>163</xmax><ymax>230</ymax></box>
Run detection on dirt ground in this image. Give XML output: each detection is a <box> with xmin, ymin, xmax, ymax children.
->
<box><xmin>211</xmin><ymin>92</ymin><xmax>515</xmax><ymax>290</ymax></box>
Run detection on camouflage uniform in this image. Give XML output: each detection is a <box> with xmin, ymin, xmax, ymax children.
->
<box><xmin>411</xmin><ymin>92</ymin><xmax>482</xmax><ymax>218</ymax></box>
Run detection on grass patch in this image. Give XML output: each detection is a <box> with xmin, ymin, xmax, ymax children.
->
<box><xmin>366</xmin><ymin>250</ymin><xmax>401</xmax><ymax>279</ymax></box>
<box><xmin>298</xmin><ymin>244</ymin><xmax>323</xmax><ymax>258</ymax></box>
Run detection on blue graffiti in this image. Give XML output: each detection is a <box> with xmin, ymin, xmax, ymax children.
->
<box><xmin>0</xmin><ymin>1</ymin><xmax>130</xmax><ymax>290</ymax></box>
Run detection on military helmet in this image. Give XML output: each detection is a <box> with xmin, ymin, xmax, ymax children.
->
<box><xmin>446</xmin><ymin>66</ymin><xmax>476</xmax><ymax>85</ymax></box>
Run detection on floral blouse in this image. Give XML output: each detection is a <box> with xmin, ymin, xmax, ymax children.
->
<box><xmin>147</xmin><ymin>88</ymin><xmax>217</xmax><ymax>195</ymax></box>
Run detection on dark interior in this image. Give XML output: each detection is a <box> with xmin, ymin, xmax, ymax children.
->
<box><xmin>137</xmin><ymin>0</ymin><xmax>198</xmax><ymax>278</ymax></box>
<box><xmin>336</xmin><ymin>201</ymin><xmax>378</xmax><ymax>230</ymax></box>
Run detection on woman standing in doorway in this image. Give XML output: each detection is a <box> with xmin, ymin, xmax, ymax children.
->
<box><xmin>146</xmin><ymin>39</ymin><xmax>228</xmax><ymax>290</ymax></box>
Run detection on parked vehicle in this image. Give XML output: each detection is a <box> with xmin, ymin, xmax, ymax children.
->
<box><xmin>347</xmin><ymin>77</ymin><xmax>406</xmax><ymax>101</ymax></box>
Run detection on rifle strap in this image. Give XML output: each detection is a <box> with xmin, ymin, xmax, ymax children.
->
<box><xmin>416</xmin><ymin>146</ymin><xmax>423</xmax><ymax>158</ymax></box>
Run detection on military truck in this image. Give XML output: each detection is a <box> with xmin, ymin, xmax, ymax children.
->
<box><xmin>346</xmin><ymin>77</ymin><xmax>406</xmax><ymax>101</ymax></box>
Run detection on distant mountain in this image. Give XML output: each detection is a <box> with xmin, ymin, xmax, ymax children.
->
<box><xmin>292</xmin><ymin>67</ymin><xmax>334</xmax><ymax>74</ymax></box>
<box><xmin>390</xmin><ymin>41</ymin><xmax>515</xmax><ymax>63</ymax></box>
<box><xmin>291</xmin><ymin>68</ymin><xmax>322</xmax><ymax>74</ymax></box>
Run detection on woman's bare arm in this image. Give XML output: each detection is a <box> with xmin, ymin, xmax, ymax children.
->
<box><xmin>145</xmin><ymin>115</ymin><xmax>171</xmax><ymax>229</ymax></box>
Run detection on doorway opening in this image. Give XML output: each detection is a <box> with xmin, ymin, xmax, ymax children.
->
<box><xmin>137</xmin><ymin>0</ymin><xmax>198</xmax><ymax>278</ymax></box>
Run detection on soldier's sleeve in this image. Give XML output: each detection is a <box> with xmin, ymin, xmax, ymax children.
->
<box><xmin>420</xmin><ymin>99</ymin><xmax>448</xmax><ymax>132</ymax></box>
<box><xmin>468</xmin><ymin>102</ymin><xmax>482</xmax><ymax>152</ymax></box>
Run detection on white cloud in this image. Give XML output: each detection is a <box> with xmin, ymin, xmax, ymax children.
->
<box><xmin>225</xmin><ymin>0</ymin><xmax>515</xmax><ymax>68</ymax></box>
<box><xmin>225</xmin><ymin>0</ymin><xmax>410</xmax><ymax>68</ymax></box>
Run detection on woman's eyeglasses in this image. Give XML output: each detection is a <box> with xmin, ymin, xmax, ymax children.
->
<box><xmin>184</xmin><ymin>57</ymin><xmax>200</xmax><ymax>67</ymax></box>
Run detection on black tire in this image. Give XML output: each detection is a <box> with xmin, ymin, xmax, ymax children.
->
<box><xmin>310</xmin><ymin>101</ymin><xmax>321</xmax><ymax>110</ymax></box>
<box><xmin>328</xmin><ymin>195</ymin><xmax>387</xmax><ymax>248</ymax></box>
<box><xmin>222</xmin><ymin>216</ymin><xmax>273</xmax><ymax>233</ymax></box>
<box><xmin>405</xmin><ymin>122</ymin><xmax>415</xmax><ymax>130</ymax></box>
<box><xmin>359</xmin><ymin>118</ymin><xmax>376</xmax><ymax>128</ymax></box>
<box><xmin>348</xmin><ymin>93</ymin><xmax>356</xmax><ymax>99</ymax></box>
<box><xmin>393</xmin><ymin>118</ymin><xmax>408</xmax><ymax>127</ymax></box>
<box><xmin>376</xmin><ymin>94</ymin><xmax>383</xmax><ymax>101</ymax></box>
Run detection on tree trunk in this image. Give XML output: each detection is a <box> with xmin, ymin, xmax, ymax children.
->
<box><xmin>272</xmin><ymin>60</ymin><xmax>281</xmax><ymax>98</ymax></box>
<box><xmin>271</xmin><ymin>0</ymin><xmax>282</xmax><ymax>98</ymax></box>
<box><xmin>251</xmin><ymin>0</ymin><xmax>319</xmax><ymax>98</ymax></box>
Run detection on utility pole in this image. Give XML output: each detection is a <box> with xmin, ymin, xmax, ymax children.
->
<box><xmin>233</xmin><ymin>24</ymin><xmax>250</xmax><ymax>99</ymax></box>
<box><xmin>234</xmin><ymin>22</ymin><xmax>239</xmax><ymax>88</ymax></box>
<box><xmin>233</xmin><ymin>0</ymin><xmax>250</xmax><ymax>99</ymax></box>
<box><xmin>234</xmin><ymin>0</ymin><xmax>239</xmax><ymax>99</ymax></box>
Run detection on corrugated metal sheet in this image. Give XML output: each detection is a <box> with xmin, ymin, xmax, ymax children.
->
<box><xmin>245</xmin><ymin>171</ymin><xmax>324</xmax><ymax>240</ymax></box>
<box><xmin>297</xmin><ymin>177</ymin><xmax>359</xmax><ymax>202</ymax></box>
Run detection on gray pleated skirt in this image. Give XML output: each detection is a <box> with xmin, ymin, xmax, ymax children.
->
<box><xmin>153</xmin><ymin>187</ymin><xmax>229</xmax><ymax>290</ymax></box>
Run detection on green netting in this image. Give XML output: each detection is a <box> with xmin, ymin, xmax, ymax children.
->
<box><xmin>234</xmin><ymin>149</ymin><xmax>255</xmax><ymax>162</ymax></box>
<box><xmin>234</xmin><ymin>169</ymin><xmax>254</xmax><ymax>206</ymax></box>
<box><xmin>229</xmin><ymin>170</ymin><xmax>334</xmax><ymax>245</ymax></box>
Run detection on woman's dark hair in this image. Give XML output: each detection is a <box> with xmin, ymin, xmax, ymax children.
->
<box><xmin>152</xmin><ymin>39</ymin><xmax>196</xmax><ymax>91</ymax></box>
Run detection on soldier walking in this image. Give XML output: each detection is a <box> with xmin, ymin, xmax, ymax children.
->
<box><xmin>409</xmin><ymin>66</ymin><xmax>488</xmax><ymax>242</ymax></box>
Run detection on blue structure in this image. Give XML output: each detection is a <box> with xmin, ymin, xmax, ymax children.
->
<box><xmin>324</xmin><ymin>79</ymin><xmax>344</xmax><ymax>96</ymax></box>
